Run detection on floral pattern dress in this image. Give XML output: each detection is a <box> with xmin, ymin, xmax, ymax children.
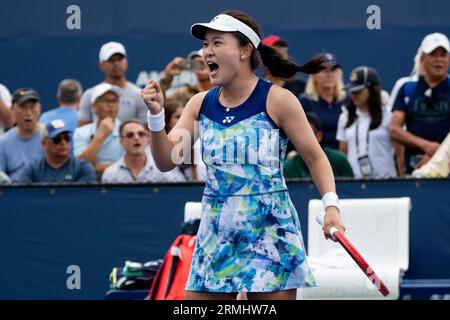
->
<box><xmin>186</xmin><ymin>78</ymin><xmax>316</xmax><ymax>293</ymax></box>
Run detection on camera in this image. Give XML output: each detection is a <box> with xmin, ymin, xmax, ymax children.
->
<box><xmin>179</xmin><ymin>59</ymin><xmax>200</xmax><ymax>71</ymax></box>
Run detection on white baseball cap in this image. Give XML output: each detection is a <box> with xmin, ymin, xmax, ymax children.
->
<box><xmin>90</xmin><ymin>83</ymin><xmax>121</xmax><ymax>104</ymax></box>
<box><xmin>191</xmin><ymin>14</ymin><xmax>261</xmax><ymax>48</ymax></box>
<box><xmin>421</xmin><ymin>33</ymin><xmax>450</xmax><ymax>54</ymax></box>
<box><xmin>99</xmin><ymin>41</ymin><xmax>127</xmax><ymax>62</ymax></box>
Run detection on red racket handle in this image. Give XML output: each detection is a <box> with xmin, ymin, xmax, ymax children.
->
<box><xmin>330</xmin><ymin>228</ymin><xmax>390</xmax><ymax>297</ymax></box>
<box><xmin>316</xmin><ymin>214</ymin><xmax>390</xmax><ymax>297</ymax></box>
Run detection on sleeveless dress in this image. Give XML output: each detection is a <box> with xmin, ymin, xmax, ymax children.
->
<box><xmin>185</xmin><ymin>78</ymin><xmax>316</xmax><ymax>293</ymax></box>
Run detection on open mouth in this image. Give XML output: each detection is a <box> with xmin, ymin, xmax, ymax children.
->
<box><xmin>207</xmin><ymin>62</ymin><xmax>219</xmax><ymax>75</ymax></box>
<box><xmin>133</xmin><ymin>143</ymin><xmax>141</xmax><ymax>148</ymax></box>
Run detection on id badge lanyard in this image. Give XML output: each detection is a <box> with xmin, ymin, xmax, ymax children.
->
<box><xmin>355</xmin><ymin>119</ymin><xmax>370</xmax><ymax>157</ymax></box>
<box><xmin>355</xmin><ymin>118</ymin><xmax>373</xmax><ymax>177</ymax></box>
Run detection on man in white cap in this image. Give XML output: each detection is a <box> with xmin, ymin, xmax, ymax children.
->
<box><xmin>77</xmin><ymin>41</ymin><xmax>147</xmax><ymax>127</ymax></box>
<box><xmin>74</xmin><ymin>83</ymin><xmax>124</xmax><ymax>174</ymax></box>
<box><xmin>390</xmin><ymin>32</ymin><xmax>450</xmax><ymax>174</ymax></box>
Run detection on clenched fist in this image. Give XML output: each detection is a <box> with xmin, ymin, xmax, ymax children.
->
<box><xmin>96</xmin><ymin>117</ymin><xmax>115</xmax><ymax>139</ymax></box>
<box><xmin>141</xmin><ymin>80</ymin><xmax>164</xmax><ymax>115</ymax></box>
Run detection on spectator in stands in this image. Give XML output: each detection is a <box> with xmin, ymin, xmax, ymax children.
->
<box><xmin>384</xmin><ymin>42</ymin><xmax>427</xmax><ymax>173</ymax></box>
<box><xmin>40</xmin><ymin>79</ymin><xmax>82</xmax><ymax>135</ymax></box>
<box><xmin>74</xmin><ymin>83</ymin><xmax>123</xmax><ymax>174</ymax></box>
<box><xmin>0</xmin><ymin>88</ymin><xmax>44</xmax><ymax>182</ymax></box>
<box><xmin>102</xmin><ymin>119</ymin><xmax>193</xmax><ymax>182</ymax></box>
<box><xmin>102</xmin><ymin>120</ymin><xmax>155</xmax><ymax>182</ymax></box>
<box><xmin>337</xmin><ymin>66</ymin><xmax>398</xmax><ymax>178</ymax></box>
<box><xmin>0</xmin><ymin>83</ymin><xmax>13</xmax><ymax>136</ymax></box>
<box><xmin>299</xmin><ymin>53</ymin><xmax>346</xmax><ymax>150</ymax></box>
<box><xmin>77</xmin><ymin>41</ymin><xmax>147</xmax><ymax>126</ymax></box>
<box><xmin>262</xmin><ymin>35</ymin><xmax>306</xmax><ymax>97</ymax></box>
<box><xmin>18</xmin><ymin>119</ymin><xmax>96</xmax><ymax>183</ymax></box>
<box><xmin>390</xmin><ymin>33</ymin><xmax>450</xmax><ymax>174</ymax></box>
<box><xmin>160</xmin><ymin>49</ymin><xmax>213</xmax><ymax>106</ymax></box>
<box><xmin>284</xmin><ymin>112</ymin><xmax>354</xmax><ymax>178</ymax></box>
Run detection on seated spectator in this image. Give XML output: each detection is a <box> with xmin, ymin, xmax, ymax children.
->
<box><xmin>0</xmin><ymin>88</ymin><xmax>44</xmax><ymax>181</ymax></box>
<box><xmin>160</xmin><ymin>49</ymin><xmax>212</xmax><ymax>106</ymax></box>
<box><xmin>77</xmin><ymin>41</ymin><xmax>147</xmax><ymax>126</ymax></box>
<box><xmin>412</xmin><ymin>131</ymin><xmax>450</xmax><ymax>178</ymax></box>
<box><xmin>261</xmin><ymin>35</ymin><xmax>307</xmax><ymax>97</ymax></box>
<box><xmin>284</xmin><ymin>112</ymin><xmax>354</xmax><ymax>179</ymax></box>
<box><xmin>390</xmin><ymin>33</ymin><xmax>450</xmax><ymax>174</ymax></box>
<box><xmin>298</xmin><ymin>53</ymin><xmax>346</xmax><ymax>150</ymax></box>
<box><xmin>0</xmin><ymin>83</ymin><xmax>13</xmax><ymax>135</ymax></box>
<box><xmin>18</xmin><ymin>119</ymin><xmax>96</xmax><ymax>183</ymax></box>
<box><xmin>102</xmin><ymin>120</ymin><xmax>195</xmax><ymax>183</ymax></box>
<box><xmin>40</xmin><ymin>79</ymin><xmax>83</xmax><ymax>135</ymax></box>
<box><xmin>337</xmin><ymin>66</ymin><xmax>398</xmax><ymax>178</ymax></box>
<box><xmin>74</xmin><ymin>83</ymin><xmax>123</xmax><ymax>174</ymax></box>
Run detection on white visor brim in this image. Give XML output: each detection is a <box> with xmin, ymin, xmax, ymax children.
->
<box><xmin>191</xmin><ymin>14</ymin><xmax>261</xmax><ymax>48</ymax></box>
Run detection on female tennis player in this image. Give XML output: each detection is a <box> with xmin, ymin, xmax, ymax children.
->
<box><xmin>141</xmin><ymin>10</ymin><xmax>345</xmax><ymax>300</ymax></box>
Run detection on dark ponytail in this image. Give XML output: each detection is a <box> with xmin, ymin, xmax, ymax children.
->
<box><xmin>258</xmin><ymin>45</ymin><xmax>329</xmax><ymax>77</ymax></box>
<box><xmin>224</xmin><ymin>10</ymin><xmax>332</xmax><ymax>78</ymax></box>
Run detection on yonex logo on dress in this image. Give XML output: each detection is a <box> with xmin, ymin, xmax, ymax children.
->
<box><xmin>168</xmin><ymin>122</ymin><xmax>282</xmax><ymax>169</ymax></box>
<box><xmin>223</xmin><ymin>116</ymin><xmax>235</xmax><ymax>124</ymax></box>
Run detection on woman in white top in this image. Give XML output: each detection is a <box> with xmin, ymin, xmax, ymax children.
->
<box><xmin>337</xmin><ymin>66</ymin><xmax>398</xmax><ymax>178</ymax></box>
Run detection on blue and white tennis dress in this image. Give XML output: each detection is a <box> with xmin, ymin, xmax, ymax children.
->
<box><xmin>186</xmin><ymin>78</ymin><xmax>316</xmax><ymax>293</ymax></box>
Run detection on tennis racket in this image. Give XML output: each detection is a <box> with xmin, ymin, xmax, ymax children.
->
<box><xmin>316</xmin><ymin>213</ymin><xmax>390</xmax><ymax>297</ymax></box>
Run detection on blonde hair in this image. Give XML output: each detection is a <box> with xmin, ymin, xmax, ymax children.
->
<box><xmin>304</xmin><ymin>68</ymin><xmax>346</xmax><ymax>102</ymax></box>
<box><xmin>411</xmin><ymin>46</ymin><xmax>424</xmax><ymax>76</ymax></box>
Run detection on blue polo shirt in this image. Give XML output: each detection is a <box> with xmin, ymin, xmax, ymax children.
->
<box><xmin>40</xmin><ymin>106</ymin><xmax>78</xmax><ymax>135</ymax></box>
<box><xmin>18</xmin><ymin>157</ymin><xmax>96</xmax><ymax>183</ymax></box>
<box><xmin>73</xmin><ymin>119</ymin><xmax>123</xmax><ymax>164</ymax></box>
<box><xmin>392</xmin><ymin>76</ymin><xmax>450</xmax><ymax>160</ymax></box>
<box><xmin>0</xmin><ymin>128</ymin><xmax>44</xmax><ymax>182</ymax></box>
<box><xmin>299</xmin><ymin>94</ymin><xmax>345</xmax><ymax>150</ymax></box>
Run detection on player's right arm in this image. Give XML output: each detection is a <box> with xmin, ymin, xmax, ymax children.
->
<box><xmin>141</xmin><ymin>80</ymin><xmax>205</xmax><ymax>172</ymax></box>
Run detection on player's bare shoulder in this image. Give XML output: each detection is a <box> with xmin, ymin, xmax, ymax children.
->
<box><xmin>184</xmin><ymin>90</ymin><xmax>209</xmax><ymax>120</ymax></box>
<box><xmin>266</xmin><ymin>84</ymin><xmax>302</xmax><ymax>125</ymax></box>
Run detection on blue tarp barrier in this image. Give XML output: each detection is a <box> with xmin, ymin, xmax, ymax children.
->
<box><xmin>0</xmin><ymin>179</ymin><xmax>449</xmax><ymax>299</ymax></box>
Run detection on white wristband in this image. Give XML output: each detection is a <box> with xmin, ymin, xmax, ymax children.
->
<box><xmin>322</xmin><ymin>192</ymin><xmax>341</xmax><ymax>213</ymax></box>
<box><xmin>147</xmin><ymin>109</ymin><xmax>165</xmax><ymax>132</ymax></box>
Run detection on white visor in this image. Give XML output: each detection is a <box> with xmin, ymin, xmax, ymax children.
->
<box><xmin>190</xmin><ymin>14</ymin><xmax>261</xmax><ymax>48</ymax></box>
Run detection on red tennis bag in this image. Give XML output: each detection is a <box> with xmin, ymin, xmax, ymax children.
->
<box><xmin>148</xmin><ymin>234</ymin><xmax>196</xmax><ymax>300</ymax></box>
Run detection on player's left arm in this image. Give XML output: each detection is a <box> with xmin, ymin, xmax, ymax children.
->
<box><xmin>267</xmin><ymin>86</ymin><xmax>345</xmax><ymax>238</ymax></box>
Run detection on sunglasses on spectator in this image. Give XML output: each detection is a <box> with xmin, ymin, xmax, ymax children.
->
<box><xmin>51</xmin><ymin>133</ymin><xmax>71</xmax><ymax>144</ymax></box>
<box><xmin>122</xmin><ymin>131</ymin><xmax>146</xmax><ymax>139</ymax></box>
<box><xmin>97</xmin><ymin>98</ymin><xmax>119</xmax><ymax>105</ymax></box>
